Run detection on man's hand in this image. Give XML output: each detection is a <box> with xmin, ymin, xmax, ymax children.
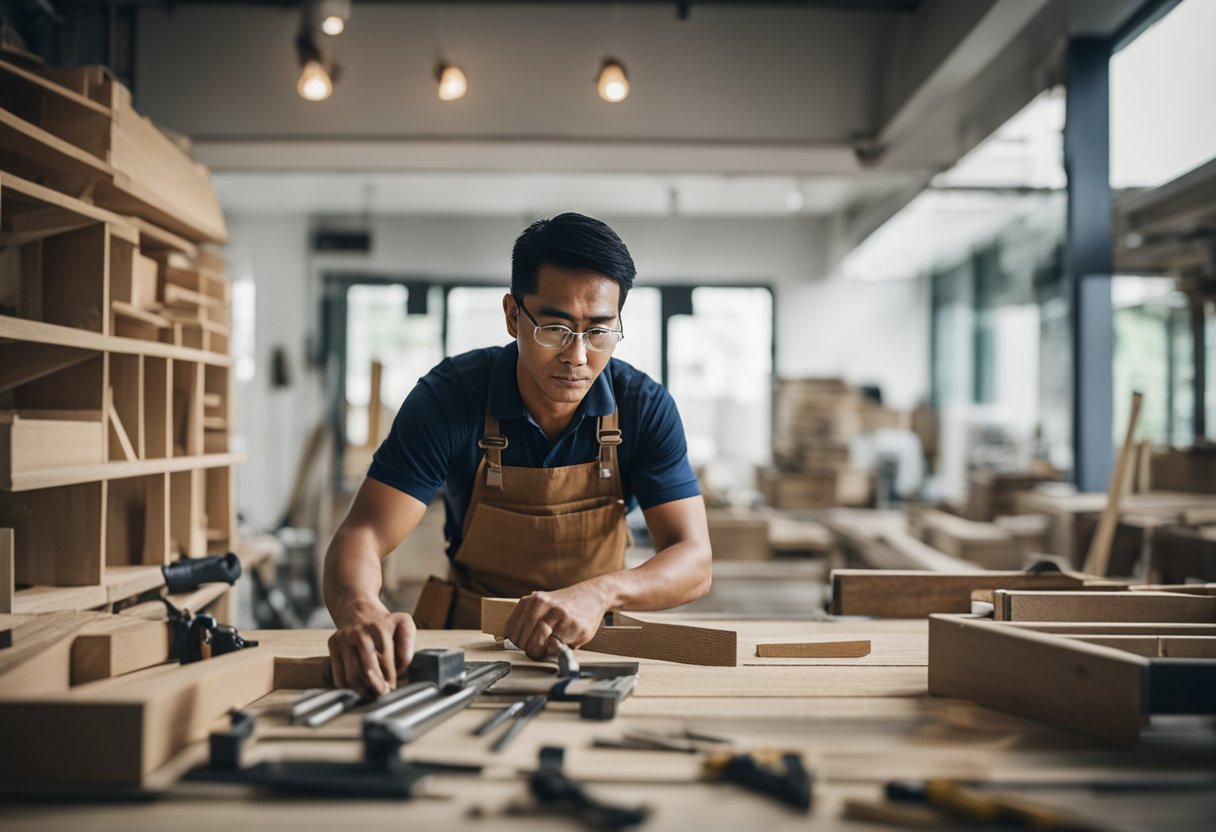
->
<box><xmin>327</xmin><ymin>601</ymin><xmax>416</xmax><ymax>696</ymax></box>
<box><xmin>504</xmin><ymin>581</ymin><xmax>610</xmax><ymax>661</ymax></box>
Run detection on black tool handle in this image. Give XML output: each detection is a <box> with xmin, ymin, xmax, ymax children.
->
<box><xmin>162</xmin><ymin>552</ymin><xmax>242</xmax><ymax>593</ymax></box>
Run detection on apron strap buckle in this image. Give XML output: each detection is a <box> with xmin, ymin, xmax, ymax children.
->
<box><xmin>597</xmin><ymin>429</ymin><xmax>621</xmax><ymax>479</ymax></box>
<box><xmin>479</xmin><ymin>435</ymin><xmax>508</xmax><ymax>488</ymax></box>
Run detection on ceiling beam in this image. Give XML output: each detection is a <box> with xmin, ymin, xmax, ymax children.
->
<box><xmin>193</xmin><ymin>138</ymin><xmax>863</xmax><ymax>176</ymax></box>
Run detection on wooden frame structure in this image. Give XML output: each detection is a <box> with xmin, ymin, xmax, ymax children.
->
<box><xmin>928</xmin><ymin>590</ymin><xmax>1216</xmax><ymax>746</ymax></box>
<box><xmin>0</xmin><ymin>64</ymin><xmax>238</xmax><ymax>616</ymax></box>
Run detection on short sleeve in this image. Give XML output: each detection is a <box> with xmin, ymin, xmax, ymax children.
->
<box><xmin>367</xmin><ymin>362</ymin><xmax>470</xmax><ymax>505</ymax></box>
<box><xmin>627</xmin><ymin>380</ymin><xmax>702</xmax><ymax>510</ymax></box>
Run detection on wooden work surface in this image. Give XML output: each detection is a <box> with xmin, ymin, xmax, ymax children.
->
<box><xmin>2</xmin><ymin>618</ymin><xmax>1214</xmax><ymax>831</ymax></box>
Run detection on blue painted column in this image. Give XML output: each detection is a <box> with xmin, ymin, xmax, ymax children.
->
<box><xmin>1064</xmin><ymin>38</ymin><xmax>1114</xmax><ymax>491</ymax></box>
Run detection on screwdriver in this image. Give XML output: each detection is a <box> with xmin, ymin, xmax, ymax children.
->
<box><xmin>491</xmin><ymin>694</ymin><xmax>547</xmax><ymax>752</ymax></box>
<box><xmin>473</xmin><ymin>700</ymin><xmax>527</xmax><ymax>737</ymax></box>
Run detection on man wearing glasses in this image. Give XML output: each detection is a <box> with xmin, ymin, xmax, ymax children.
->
<box><xmin>323</xmin><ymin>213</ymin><xmax>711</xmax><ymax>695</ymax></box>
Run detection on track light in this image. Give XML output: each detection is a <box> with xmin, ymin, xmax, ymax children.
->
<box><xmin>317</xmin><ymin>0</ymin><xmax>350</xmax><ymax>36</ymax></box>
<box><xmin>597</xmin><ymin>58</ymin><xmax>629</xmax><ymax>103</ymax></box>
<box><xmin>296</xmin><ymin>34</ymin><xmax>334</xmax><ymax>102</ymax></box>
<box><xmin>436</xmin><ymin>64</ymin><xmax>468</xmax><ymax>101</ymax></box>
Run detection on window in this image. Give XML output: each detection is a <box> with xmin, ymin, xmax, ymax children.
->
<box><xmin>344</xmin><ymin>283</ymin><xmax>443</xmax><ymax>446</ymax></box>
<box><xmin>667</xmin><ymin>287</ymin><xmax>773</xmax><ymax>479</ymax></box>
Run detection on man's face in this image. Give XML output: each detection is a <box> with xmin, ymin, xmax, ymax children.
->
<box><xmin>505</xmin><ymin>263</ymin><xmax>622</xmax><ymax>408</ymax></box>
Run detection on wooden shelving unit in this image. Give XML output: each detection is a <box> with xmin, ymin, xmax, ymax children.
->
<box><xmin>0</xmin><ymin>64</ymin><xmax>238</xmax><ymax>616</ymax></box>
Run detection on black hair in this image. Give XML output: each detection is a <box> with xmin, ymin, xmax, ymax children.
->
<box><xmin>510</xmin><ymin>213</ymin><xmax>636</xmax><ymax>308</ymax></box>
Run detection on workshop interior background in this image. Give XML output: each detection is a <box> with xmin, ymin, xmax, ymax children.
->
<box><xmin>0</xmin><ymin>0</ymin><xmax>1215</xmax><ymax>828</ymax></box>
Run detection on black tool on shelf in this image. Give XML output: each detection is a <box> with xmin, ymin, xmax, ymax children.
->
<box><xmin>161</xmin><ymin>598</ymin><xmax>258</xmax><ymax>664</ymax></box>
<box><xmin>161</xmin><ymin>552</ymin><xmax>242</xmax><ymax>593</ymax></box>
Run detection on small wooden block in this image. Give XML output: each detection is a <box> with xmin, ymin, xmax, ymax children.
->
<box><xmin>756</xmin><ymin>640</ymin><xmax>871</xmax><ymax>658</ymax></box>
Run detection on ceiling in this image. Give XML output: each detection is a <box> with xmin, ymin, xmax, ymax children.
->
<box><xmin>128</xmin><ymin>0</ymin><xmax>1145</xmax><ymax>246</ymax></box>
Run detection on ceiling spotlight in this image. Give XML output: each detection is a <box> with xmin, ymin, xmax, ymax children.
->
<box><xmin>298</xmin><ymin>59</ymin><xmax>333</xmax><ymax>101</ymax></box>
<box><xmin>317</xmin><ymin>0</ymin><xmax>350</xmax><ymax>36</ymax></box>
<box><xmin>786</xmin><ymin>189</ymin><xmax>804</xmax><ymax>213</ymax></box>
<box><xmin>296</xmin><ymin>35</ymin><xmax>334</xmax><ymax>102</ymax></box>
<box><xmin>436</xmin><ymin>64</ymin><xmax>468</xmax><ymax>102</ymax></box>
<box><xmin>597</xmin><ymin>59</ymin><xmax>629</xmax><ymax>103</ymax></box>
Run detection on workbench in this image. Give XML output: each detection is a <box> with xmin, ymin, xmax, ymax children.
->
<box><xmin>2</xmin><ymin>616</ymin><xmax>1214</xmax><ymax>831</ymax></box>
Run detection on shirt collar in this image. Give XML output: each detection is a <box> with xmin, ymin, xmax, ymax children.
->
<box><xmin>491</xmin><ymin>342</ymin><xmax>616</xmax><ymax>422</ymax></box>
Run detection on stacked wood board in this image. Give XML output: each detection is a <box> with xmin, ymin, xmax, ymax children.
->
<box><xmin>0</xmin><ymin>62</ymin><xmax>239</xmax><ymax>617</ymax></box>
<box><xmin>963</xmin><ymin>468</ymin><xmax>1059</xmax><ymax>521</ymax></box>
<box><xmin>762</xmin><ymin>377</ymin><xmax>888</xmax><ymax>509</ymax></box>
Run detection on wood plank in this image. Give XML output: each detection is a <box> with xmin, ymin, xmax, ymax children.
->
<box><xmin>142</xmin><ymin>473</ymin><xmax>170</xmax><ymax>565</ymax></box>
<box><xmin>143</xmin><ymin>356</ymin><xmax>170</xmax><ymax>459</ymax></box>
<box><xmin>1083</xmin><ymin>391</ymin><xmax>1143</xmax><ymax>576</ymax></box>
<box><xmin>0</xmin><ymin>342</ymin><xmax>92</xmax><ymax>394</ymax></box>
<box><xmin>480</xmin><ymin>598</ymin><xmax>738</xmax><ymax>667</ymax></box>
<box><xmin>0</xmin><ymin>59</ymin><xmax>113</xmax><ymax>117</ymax></box>
<box><xmin>1003</xmin><ymin>621</ymin><xmax>1216</xmax><ymax>635</ymax></box>
<box><xmin>0</xmin><ymin>171</ymin><xmax>132</xmax><ymax>233</ymax></box>
<box><xmin>130</xmin><ymin>216</ymin><xmax>197</xmax><ymax>260</ymax></box>
<box><xmin>0</xmin><ymin>528</ymin><xmax>11</xmax><ymax>614</ymax></box>
<box><xmin>5</xmin><ymin>451</ymin><xmax>243</xmax><ymax>492</ymax></box>
<box><xmin>41</xmin><ymin>223</ymin><xmax>106</xmax><ymax>334</ymax></box>
<box><xmin>927</xmin><ymin>614</ymin><xmax>1147</xmax><ymax>745</ymax></box>
<box><xmin>104</xmin><ymin>564</ymin><xmax>165</xmax><ymax>602</ymax></box>
<box><xmin>0</xmin><ymin>107</ymin><xmax>113</xmax><ymax>182</ymax></box>
<box><xmin>11</xmin><ymin>584</ymin><xmax>108</xmax><ymax>614</ymax></box>
<box><xmin>106</xmin><ymin>388</ymin><xmax>136</xmax><ymax>462</ymax></box>
<box><xmin>70</xmin><ymin>616</ymin><xmax>171</xmax><ymax>684</ymax></box>
<box><xmin>0</xmin><ymin>412</ymin><xmax>105</xmax><ymax>487</ymax></box>
<box><xmin>830</xmin><ymin>569</ymin><xmax>1094</xmax><ymax>618</ymax></box>
<box><xmin>111</xmin><ymin>301</ymin><xmax>169</xmax><ymax>328</ymax></box>
<box><xmin>1059</xmin><ymin>634</ymin><xmax>1216</xmax><ymax>659</ymax></box>
<box><xmin>995</xmin><ymin>591</ymin><xmax>1216</xmax><ymax>623</ymax></box>
<box><xmin>755</xmin><ymin>639</ymin><xmax>871</xmax><ymax>658</ymax></box>
<box><xmin>0</xmin><ymin>314</ymin><xmax>231</xmax><ymax>366</ymax></box>
<box><xmin>0</xmin><ymin>648</ymin><xmax>275</xmax><ymax>785</ymax></box>
<box><xmin>0</xmin><ymin>610</ymin><xmax>105</xmax><ymax>695</ymax></box>
<box><xmin>1</xmin><ymin>480</ymin><xmax>104</xmax><ymax>585</ymax></box>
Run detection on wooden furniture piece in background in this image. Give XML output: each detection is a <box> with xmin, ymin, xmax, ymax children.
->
<box><xmin>0</xmin><ymin>66</ymin><xmax>239</xmax><ymax>616</ymax></box>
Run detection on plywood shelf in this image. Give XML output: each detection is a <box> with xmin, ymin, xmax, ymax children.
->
<box><xmin>0</xmin><ymin>315</ymin><xmax>231</xmax><ymax>366</ymax></box>
<box><xmin>0</xmin><ymin>107</ymin><xmax>114</xmax><ymax>183</ymax></box>
<box><xmin>0</xmin><ymin>58</ymin><xmax>113</xmax><ymax>115</ymax></box>
<box><xmin>10</xmin><ymin>563</ymin><xmax>216</xmax><ymax>615</ymax></box>
<box><xmin>4</xmin><ymin>451</ymin><xmax>245</xmax><ymax>492</ymax></box>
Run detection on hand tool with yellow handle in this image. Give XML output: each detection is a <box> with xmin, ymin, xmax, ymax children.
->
<box><xmin>887</xmin><ymin>779</ymin><xmax>1108</xmax><ymax>831</ymax></box>
<box><xmin>702</xmin><ymin>748</ymin><xmax>812</xmax><ymax>811</ymax></box>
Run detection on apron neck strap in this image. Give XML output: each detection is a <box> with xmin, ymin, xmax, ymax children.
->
<box><xmin>478</xmin><ymin>351</ymin><xmax>622</xmax><ymax>487</ymax></box>
<box><xmin>597</xmin><ymin>409</ymin><xmax>622</xmax><ymax>480</ymax></box>
<box><xmin>479</xmin><ymin>389</ymin><xmax>508</xmax><ymax>489</ymax></box>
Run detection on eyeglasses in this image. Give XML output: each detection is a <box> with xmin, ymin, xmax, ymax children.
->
<box><xmin>515</xmin><ymin>297</ymin><xmax>624</xmax><ymax>353</ymax></box>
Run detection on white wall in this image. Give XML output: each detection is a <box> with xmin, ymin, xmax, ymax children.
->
<box><xmin>225</xmin><ymin>212</ymin><xmax>928</xmax><ymax>528</ymax></box>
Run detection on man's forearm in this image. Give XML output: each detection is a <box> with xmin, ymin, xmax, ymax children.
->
<box><xmin>323</xmin><ymin>526</ymin><xmax>390</xmax><ymax>626</ymax></box>
<box><xmin>589</xmin><ymin>540</ymin><xmax>711</xmax><ymax>612</ymax></box>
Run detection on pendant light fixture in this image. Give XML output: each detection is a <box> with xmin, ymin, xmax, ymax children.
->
<box><xmin>296</xmin><ymin>33</ymin><xmax>335</xmax><ymax>102</ymax></box>
<box><xmin>597</xmin><ymin>58</ymin><xmax>629</xmax><ymax>103</ymax></box>
<box><xmin>317</xmin><ymin>0</ymin><xmax>351</xmax><ymax>36</ymax></box>
<box><xmin>436</xmin><ymin>64</ymin><xmax>468</xmax><ymax>101</ymax></box>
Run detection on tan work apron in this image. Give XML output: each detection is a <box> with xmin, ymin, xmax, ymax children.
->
<box><xmin>413</xmin><ymin>377</ymin><xmax>631</xmax><ymax>630</ymax></box>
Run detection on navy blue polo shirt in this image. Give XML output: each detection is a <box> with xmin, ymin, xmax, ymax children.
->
<box><xmin>368</xmin><ymin>342</ymin><xmax>701</xmax><ymax>559</ymax></box>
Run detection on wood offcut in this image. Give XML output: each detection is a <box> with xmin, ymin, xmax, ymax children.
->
<box><xmin>481</xmin><ymin>597</ymin><xmax>738</xmax><ymax>666</ymax></box>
